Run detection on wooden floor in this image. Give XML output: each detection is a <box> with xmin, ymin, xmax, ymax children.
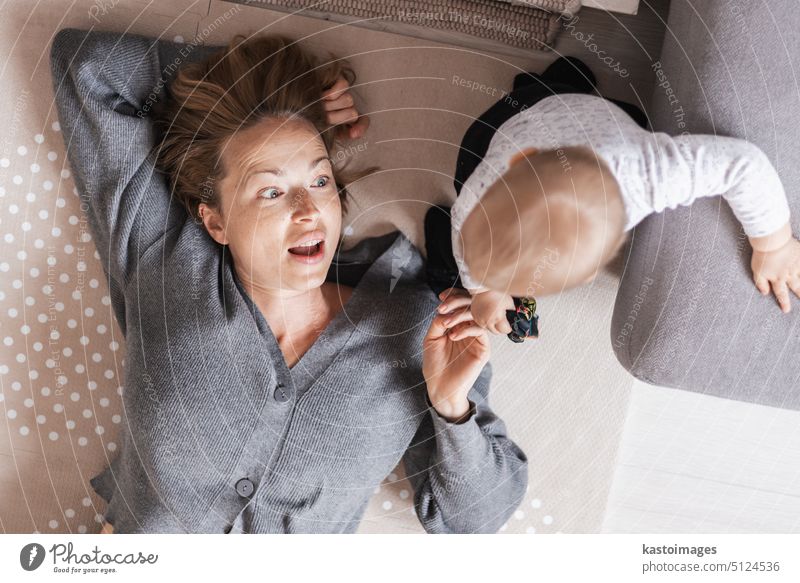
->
<box><xmin>603</xmin><ymin>381</ymin><xmax>800</xmax><ymax>533</ymax></box>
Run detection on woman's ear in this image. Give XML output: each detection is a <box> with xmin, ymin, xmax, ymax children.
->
<box><xmin>199</xmin><ymin>203</ymin><xmax>228</xmax><ymax>245</ymax></box>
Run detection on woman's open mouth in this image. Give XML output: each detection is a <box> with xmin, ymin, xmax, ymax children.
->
<box><xmin>287</xmin><ymin>239</ymin><xmax>325</xmax><ymax>264</ymax></box>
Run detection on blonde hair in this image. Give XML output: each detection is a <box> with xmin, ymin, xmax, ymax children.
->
<box><xmin>153</xmin><ymin>34</ymin><xmax>366</xmax><ymax>222</ymax></box>
<box><xmin>463</xmin><ymin>146</ymin><xmax>628</xmax><ymax>295</ymax></box>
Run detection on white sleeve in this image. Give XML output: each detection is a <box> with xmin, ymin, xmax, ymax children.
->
<box><xmin>451</xmin><ymin>179</ymin><xmax>486</xmax><ymax>292</ymax></box>
<box><xmin>639</xmin><ymin>133</ymin><xmax>790</xmax><ymax>238</ymax></box>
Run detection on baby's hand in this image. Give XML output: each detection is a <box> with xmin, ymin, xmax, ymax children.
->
<box><xmin>751</xmin><ymin>236</ymin><xmax>800</xmax><ymax>313</ymax></box>
<box><xmin>468</xmin><ymin>289</ymin><xmax>515</xmax><ymax>335</ymax></box>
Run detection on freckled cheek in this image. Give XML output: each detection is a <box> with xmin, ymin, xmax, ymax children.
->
<box><xmin>319</xmin><ymin>189</ymin><xmax>343</xmax><ymax>221</ymax></box>
<box><xmin>228</xmin><ymin>210</ymin><xmax>285</xmax><ymax>254</ymax></box>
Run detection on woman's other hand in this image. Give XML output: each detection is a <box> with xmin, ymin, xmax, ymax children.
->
<box><xmin>322</xmin><ymin>76</ymin><xmax>369</xmax><ymax>140</ymax></box>
<box><xmin>423</xmin><ymin>287</ymin><xmax>491</xmax><ymax>422</ymax></box>
<box><xmin>99</xmin><ymin>521</ymin><xmax>114</xmax><ymax>534</ymax></box>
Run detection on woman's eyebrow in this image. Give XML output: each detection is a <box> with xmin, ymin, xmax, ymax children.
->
<box><xmin>310</xmin><ymin>156</ymin><xmax>332</xmax><ymax>169</ymax></box>
<box><xmin>243</xmin><ymin>166</ymin><xmax>281</xmax><ymax>187</ymax></box>
<box><xmin>244</xmin><ymin>156</ymin><xmax>331</xmax><ymax>185</ymax></box>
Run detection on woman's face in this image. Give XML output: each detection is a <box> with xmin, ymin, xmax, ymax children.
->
<box><xmin>201</xmin><ymin>117</ymin><xmax>341</xmax><ymax>293</ymax></box>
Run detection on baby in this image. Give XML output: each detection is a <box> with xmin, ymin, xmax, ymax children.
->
<box><xmin>433</xmin><ymin>57</ymin><xmax>799</xmax><ymax>339</ymax></box>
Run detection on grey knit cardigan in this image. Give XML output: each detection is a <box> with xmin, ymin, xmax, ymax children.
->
<box><xmin>49</xmin><ymin>27</ymin><xmax>528</xmax><ymax>534</ymax></box>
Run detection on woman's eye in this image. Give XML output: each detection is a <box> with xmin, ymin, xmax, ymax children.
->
<box><xmin>311</xmin><ymin>175</ymin><xmax>329</xmax><ymax>188</ymax></box>
<box><xmin>258</xmin><ymin>187</ymin><xmax>281</xmax><ymax>199</ymax></box>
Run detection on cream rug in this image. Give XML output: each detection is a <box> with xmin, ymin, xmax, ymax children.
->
<box><xmin>0</xmin><ymin>0</ymin><xmax>631</xmax><ymax>534</ymax></box>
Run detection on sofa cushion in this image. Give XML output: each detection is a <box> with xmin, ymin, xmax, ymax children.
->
<box><xmin>611</xmin><ymin>0</ymin><xmax>800</xmax><ymax>409</ymax></box>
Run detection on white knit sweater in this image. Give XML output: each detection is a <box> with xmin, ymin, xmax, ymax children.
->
<box><xmin>452</xmin><ymin>93</ymin><xmax>791</xmax><ymax>290</ymax></box>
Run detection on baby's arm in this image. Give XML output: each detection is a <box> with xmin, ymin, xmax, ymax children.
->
<box><xmin>647</xmin><ymin>134</ymin><xmax>797</xmax><ymax>311</ymax></box>
<box><xmin>658</xmin><ymin>134</ymin><xmax>790</xmax><ymax>237</ymax></box>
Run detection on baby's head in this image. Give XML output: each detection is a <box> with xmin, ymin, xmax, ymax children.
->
<box><xmin>461</xmin><ymin>145</ymin><xmax>628</xmax><ymax>297</ymax></box>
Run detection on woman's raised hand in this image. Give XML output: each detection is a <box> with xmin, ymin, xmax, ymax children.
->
<box><xmin>321</xmin><ymin>76</ymin><xmax>370</xmax><ymax>140</ymax></box>
<box><xmin>422</xmin><ymin>287</ymin><xmax>491</xmax><ymax>422</ymax></box>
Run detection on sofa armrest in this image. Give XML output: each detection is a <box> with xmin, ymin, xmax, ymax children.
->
<box><xmin>612</xmin><ymin>0</ymin><xmax>800</xmax><ymax>409</ymax></box>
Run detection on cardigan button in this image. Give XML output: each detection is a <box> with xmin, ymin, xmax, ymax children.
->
<box><xmin>235</xmin><ymin>478</ymin><xmax>254</xmax><ymax>498</ymax></box>
<box><xmin>273</xmin><ymin>382</ymin><xmax>291</xmax><ymax>403</ymax></box>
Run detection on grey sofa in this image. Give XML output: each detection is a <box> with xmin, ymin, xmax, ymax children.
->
<box><xmin>611</xmin><ymin>0</ymin><xmax>800</xmax><ymax>409</ymax></box>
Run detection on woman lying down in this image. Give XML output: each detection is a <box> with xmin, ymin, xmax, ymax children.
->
<box><xmin>49</xmin><ymin>28</ymin><xmax>528</xmax><ymax>533</ymax></box>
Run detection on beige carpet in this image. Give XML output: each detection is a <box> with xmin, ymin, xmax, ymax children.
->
<box><xmin>0</xmin><ymin>0</ymin><xmax>632</xmax><ymax>534</ymax></box>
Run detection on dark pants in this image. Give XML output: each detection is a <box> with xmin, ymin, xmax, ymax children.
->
<box><xmin>425</xmin><ymin>57</ymin><xmax>648</xmax><ymax>297</ymax></box>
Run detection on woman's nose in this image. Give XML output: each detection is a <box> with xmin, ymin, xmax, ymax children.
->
<box><xmin>289</xmin><ymin>188</ymin><xmax>320</xmax><ymax>220</ymax></box>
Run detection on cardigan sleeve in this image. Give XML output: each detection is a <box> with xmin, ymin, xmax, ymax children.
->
<box><xmin>402</xmin><ymin>361</ymin><xmax>529</xmax><ymax>533</ymax></box>
<box><xmin>48</xmin><ymin>28</ymin><xmax>219</xmax><ymax>293</ymax></box>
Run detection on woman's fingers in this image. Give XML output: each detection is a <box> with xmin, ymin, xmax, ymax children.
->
<box><xmin>322</xmin><ymin>91</ymin><xmax>354</xmax><ymax>112</ymax></box>
<box><xmin>438</xmin><ymin>295</ymin><xmax>472</xmax><ymax>314</ymax></box>
<box><xmin>326</xmin><ymin>107</ymin><xmax>360</xmax><ymax>126</ymax></box>
<box><xmin>321</xmin><ymin>77</ymin><xmax>370</xmax><ymax>140</ymax></box>
<box><xmin>448</xmin><ymin>322</ymin><xmax>487</xmax><ymax>341</ymax></box>
<box><xmin>439</xmin><ymin>287</ymin><xmax>469</xmax><ymax>300</ymax></box>
<box><xmin>771</xmin><ymin>279</ymin><xmax>792</xmax><ymax>313</ymax></box>
<box><xmin>427</xmin><ymin>312</ymin><xmax>454</xmax><ymax>339</ymax></box>
<box><xmin>347</xmin><ymin>115</ymin><xmax>370</xmax><ymax>139</ymax></box>
<box><xmin>442</xmin><ymin>306</ymin><xmax>474</xmax><ymax>329</ymax></box>
<box><xmin>433</xmin><ymin>305</ymin><xmax>485</xmax><ymax>338</ymax></box>
<box><xmin>334</xmin><ymin>116</ymin><xmax>370</xmax><ymax>141</ymax></box>
<box><xmin>322</xmin><ymin>77</ymin><xmax>349</xmax><ymax>101</ymax></box>
<box><xmin>437</xmin><ymin>287</ymin><xmax>472</xmax><ymax>313</ymax></box>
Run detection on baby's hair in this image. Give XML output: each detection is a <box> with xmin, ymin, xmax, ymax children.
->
<box><xmin>463</xmin><ymin>146</ymin><xmax>628</xmax><ymax>295</ymax></box>
<box><xmin>152</xmin><ymin>34</ymin><xmax>369</xmax><ymax>222</ymax></box>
